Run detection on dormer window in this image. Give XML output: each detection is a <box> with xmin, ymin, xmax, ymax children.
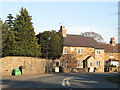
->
<box><xmin>113</xmin><ymin>49</ymin><xmax>117</xmax><ymax>51</ymax></box>
<box><xmin>96</xmin><ymin>50</ymin><xmax>100</xmax><ymax>55</ymax></box>
<box><xmin>110</xmin><ymin>53</ymin><xmax>113</xmax><ymax>56</ymax></box>
<box><xmin>110</xmin><ymin>53</ymin><xmax>114</xmax><ymax>58</ymax></box>
<box><xmin>78</xmin><ymin>48</ymin><xmax>83</xmax><ymax>54</ymax></box>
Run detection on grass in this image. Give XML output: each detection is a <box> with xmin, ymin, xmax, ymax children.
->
<box><xmin>106</xmin><ymin>75</ymin><xmax>120</xmax><ymax>84</ymax></box>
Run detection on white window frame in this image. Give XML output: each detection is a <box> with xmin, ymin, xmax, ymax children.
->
<box><xmin>97</xmin><ymin>61</ymin><xmax>100</xmax><ymax>67</ymax></box>
<box><xmin>110</xmin><ymin>53</ymin><xmax>114</xmax><ymax>58</ymax></box>
<box><xmin>63</xmin><ymin>47</ymin><xmax>67</xmax><ymax>54</ymax></box>
<box><xmin>77</xmin><ymin>48</ymin><xmax>83</xmax><ymax>54</ymax></box>
<box><xmin>96</xmin><ymin>50</ymin><xmax>100</xmax><ymax>55</ymax></box>
<box><xmin>62</xmin><ymin>60</ymin><xmax>67</xmax><ymax>69</ymax></box>
<box><xmin>110</xmin><ymin>53</ymin><xmax>113</xmax><ymax>56</ymax></box>
<box><xmin>71</xmin><ymin>48</ymin><xmax>74</xmax><ymax>52</ymax></box>
<box><xmin>89</xmin><ymin>61</ymin><xmax>93</xmax><ymax>67</ymax></box>
<box><xmin>77</xmin><ymin>60</ymin><xmax>82</xmax><ymax>68</ymax></box>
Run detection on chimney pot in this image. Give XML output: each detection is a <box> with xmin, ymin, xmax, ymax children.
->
<box><xmin>110</xmin><ymin>37</ymin><xmax>115</xmax><ymax>46</ymax></box>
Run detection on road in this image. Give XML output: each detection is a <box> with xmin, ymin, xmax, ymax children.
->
<box><xmin>2</xmin><ymin>72</ymin><xmax>119</xmax><ymax>89</ymax></box>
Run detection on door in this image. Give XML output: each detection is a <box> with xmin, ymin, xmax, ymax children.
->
<box><xmin>89</xmin><ymin>61</ymin><xmax>94</xmax><ymax>72</ymax></box>
<box><xmin>56</xmin><ymin>61</ymin><xmax>60</xmax><ymax>67</ymax></box>
<box><xmin>55</xmin><ymin>61</ymin><xmax>60</xmax><ymax>72</ymax></box>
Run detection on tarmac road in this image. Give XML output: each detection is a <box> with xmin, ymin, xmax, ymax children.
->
<box><xmin>2</xmin><ymin>72</ymin><xmax>119</xmax><ymax>89</ymax></box>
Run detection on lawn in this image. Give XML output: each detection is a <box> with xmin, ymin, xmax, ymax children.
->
<box><xmin>106</xmin><ymin>75</ymin><xmax>120</xmax><ymax>84</ymax></box>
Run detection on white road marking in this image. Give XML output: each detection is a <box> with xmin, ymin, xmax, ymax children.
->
<box><xmin>62</xmin><ymin>77</ymin><xmax>74</xmax><ymax>87</ymax></box>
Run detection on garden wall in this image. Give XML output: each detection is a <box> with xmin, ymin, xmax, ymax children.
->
<box><xmin>1</xmin><ymin>56</ymin><xmax>47</xmax><ymax>75</ymax></box>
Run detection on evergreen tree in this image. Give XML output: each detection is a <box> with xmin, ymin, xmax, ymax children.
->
<box><xmin>0</xmin><ymin>18</ymin><xmax>3</xmax><ymax>57</ymax></box>
<box><xmin>0</xmin><ymin>18</ymin><xmax>3</xmax><ymax>30</ymax></box>
<box><xmin>37</xmin><ymin>30</ymin><xmax>64</xmax><ymax>59</ymax></box>
<box><xmin>2</xmin><ymin>14</ymin><xmax>18</xmax><ymax>57</ymax></box>
<box><xmin>6</xmin><ymin>14</ymin><xmax>14</xmax><ymax>30</ymax></box>
<box><xmin>2</xmin><ymin>30</ymin><xmax>17</xmax><ymax>56</ymax></box>
<box><xmin>13</xmin><ymin>7</ymin><xmax>41</xmax><ymax>57</ymax></box>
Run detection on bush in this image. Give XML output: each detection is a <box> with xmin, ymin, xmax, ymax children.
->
<box><xmin>108</xmin><ymin>65</ymin><xmax>117</xmax><ymax>67</ymax></box>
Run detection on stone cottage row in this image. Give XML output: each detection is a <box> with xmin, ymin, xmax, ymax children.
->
<box><xmin>53</xmin><ymin>25</ymin><xmax>119</xmax><ymax>73</ymax></box>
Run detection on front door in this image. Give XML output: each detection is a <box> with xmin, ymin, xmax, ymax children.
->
<box><xmin>89</xmin><ymin>61</ymin><xmax>94</xmax><ymax>72</ymax></box>
<box><xmin>55</xmin><ymin>61</ymin><xmax>60</xmax><ymax>72</ymax></box>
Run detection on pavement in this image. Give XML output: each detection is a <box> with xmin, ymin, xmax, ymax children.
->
<box><xmin>1</xmin><ymin>72</ymin><xmax>120</xmax><ymax>89</ymax></box>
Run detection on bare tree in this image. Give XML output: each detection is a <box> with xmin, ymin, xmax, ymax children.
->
<box><xmin>80</xmin><ymin>32</ymin><xmax>104</xmax><ymax>43</ymax></box>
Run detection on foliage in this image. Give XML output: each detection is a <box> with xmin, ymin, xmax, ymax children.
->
<box><xmin>6</xmin><ymin>14</ymin><xmax>14</xmax><ymax>30</ymax></box>
<box><xmin>60</xmin><ymin>49</ymin><xmax>77</xmax><ymax>69</ymax></box>
<box><xmin>108</xmin><ymin>65</ymin><xmax>117</xmax><ymax>67</ymax></box>
<box><xmin>2</xmin><ymin>14</ymin><xmax>14</xmax><ymax>56</ymax></box>
<box><xmin>80</xmin><ymin>32</ymin><xmax>104</xmax><ymax>43</ymax></box>
<box><xmin>36</xmin><ymin>30</ymin><xmax>64</xmax><ymax>59</ymax></box>
<box><xmin>2</xmin><ymin>7</ymin><xmax>41</xmax><ymax>57</ymax></box>
<box><xmin>2</xmin><ymin>30</ymin><xmax>17</xmax><ymax>56</ymax></box>
<box><xmin>0</xmin><ymin>18</ymin><xmax>3</xmax><ymax>56</ymax></box>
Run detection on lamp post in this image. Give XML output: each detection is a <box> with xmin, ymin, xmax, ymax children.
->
<box><xmin>45</xmin><ymin>35</ymin><xmax>51</xmax><ymax>73</ymax></box>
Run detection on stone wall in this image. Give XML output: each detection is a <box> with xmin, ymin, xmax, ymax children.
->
<box><xmin>104</xmin><ymin>52</ymin><xmax>119</xmax><ymax>60</ymax></box>
<box><xmin>1</xmin><ymin>56</ymin><xmax>47</xmax><ymax>75</ymax></box>
<box><xmin>95</xmin><ymin>49</ymin><xmax>104</xmax><ymax>72</ymax></box>
<box><xmin>57</xmin><ymin>46</ymin><xmax>105</xmax><ymax>72</ymax></box>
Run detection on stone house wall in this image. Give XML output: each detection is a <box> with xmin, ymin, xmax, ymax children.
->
<box><xmin>104</xmin><ymin>53</ymin><xmax>119</xmax><ymax>60</ymax></box>
<box><xmin>1</xmin><ymin>56</ymin><xmax>47</xmax><ymax>75</ymax></box>
<box><xmin>59</xmin><ymin>46</ymin><xmax>105</xmax><ymax>72</ymax></box>
<box><xmin>94</xmin><ymin>49</ymin><xmax>104</xmax><ymax>72</ymax></box>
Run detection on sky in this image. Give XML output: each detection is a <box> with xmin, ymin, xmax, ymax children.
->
<box><xmin>0</xmin><ymin>1</ymin><xmax>118</xmax><ymax>43</ymax></box>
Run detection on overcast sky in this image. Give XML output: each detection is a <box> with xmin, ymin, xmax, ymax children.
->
<box><xmin>0</xmin><ymin>1</ymin><xmax>118</xmax><ymax>43</ymax></box>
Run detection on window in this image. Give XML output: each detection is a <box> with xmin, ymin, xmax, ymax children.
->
<box><xmin>110</xmin><ymin>53</ymin><xmax>113</xmax><ymax>56</ymax></box>
<box><xmin>96</xmin><ymin>50</ymin><xmax>100</xmax><ymax>55</ymax></box>
<box><xmin>78</xmin><ymin>48</ymin><xmax>83</xmax><ymax>54</ymax></box>
<box><xmin>97</xmin><ymin>61</ymin><xmax>100</xmax><ymax>67</ymax></box>
<box><xmin>113</xmin><ymin>49</ymin><xmax>117</xmax><ymax>51</ymax></box>
<box><xmin>90</xmin><ymin>61</ymin><xmax>93</xmax><ymax>67</ymax></box>
<box><xmin>62</xmin><ymin>60</ymin><xmax>67</xmax><ymax>69</ymax></box>
<box><xmin>71</xmin><ymin>48</ymin><xmax>74</xmax><ymax>52</ymax></box>
<box><xmin>77</xmin><ymin>60</ymin><xmax>82</xmax><ymax>68</ymax></box>
<box><xmin>63</xmin><ymin>47</ymin><xmax>67</xmax><ymax>54</ymax></box>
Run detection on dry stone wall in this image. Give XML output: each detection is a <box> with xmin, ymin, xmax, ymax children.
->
<box><xmin>2</xmin><ymin>56</ymin><xmax>47</xmax><ymax>75</ymax></box>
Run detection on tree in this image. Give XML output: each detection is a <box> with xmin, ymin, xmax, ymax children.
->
<box><xmin>2</xmin><ymin>30</ymin><xmax>17</xmax><ymax>56</ymax></box>
<box><xmin>0</xmin><ymin>18</ymin><xmax>3</xmax><ymax>30</ymax></box>
<box><xmin>2</xmin><ymin>14</ymin><xmax>14</xmax><ymax>49</ymax></box>
<box><xmin>6</xmin><ymin>14</ymin><xmax>14</xmax><ymax>30</ymax></box>
<box><xmin>13</xmin><ymin>7</ymin><xmax>41</xmax><ymax>57</ymax></box>
<box><xmin>0</xmin><ymin>18</ymin><xmax>3</xmax><ymax>56</ymax></box>
<box><xmin>2</xmin><ymin>14</ymin><xmax>19</xmax><ymax>57</ymax></box>
<box><xmin>80</xmin><ymin>32</ymin><xmax>104</xmax><ymax>43</ymax></box>
<box><xmin>2</xmin><ymin>22</ymin><xmax>8</xmax><ymax>56</ymax></box>
<box><xmin>36</xmin><ymin>30</ymin><xmax>64</xmax><ymax>59</ymax></box>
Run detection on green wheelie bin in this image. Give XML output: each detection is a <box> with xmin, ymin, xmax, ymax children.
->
<box><xmin>12</xmin><ymin>69</ymin><xmax>22</xmax><ymax>76</ymax></box>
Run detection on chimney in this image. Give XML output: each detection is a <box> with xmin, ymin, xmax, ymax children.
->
<box><xmin>110</xmin><ymin>37</ymin><xmax>115</xmax><ymax>46</ymax></box>
<box><xmin>59</xmin><ymin>25</ymin><xmax>66</xmax><ymax>37</ymax></box>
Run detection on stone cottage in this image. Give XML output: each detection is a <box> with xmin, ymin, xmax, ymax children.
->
<box><xmin>101</xmin><ymin>38</ymin><xmax>120</xmax><ymax>72</ymax></box>
<box><xmin>53</xmin><ymin>25</ymin><xmax>105</xmax><ymax>73</ymax></box>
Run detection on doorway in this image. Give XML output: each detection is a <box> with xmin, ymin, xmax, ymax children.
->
<box><xmin>89</xmin><ymin>61</ymin><xmax>94</xmax><ymax>72</ymax></box>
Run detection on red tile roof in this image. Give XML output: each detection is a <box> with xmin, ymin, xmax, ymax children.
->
<box><xmin>108</xmin><ymin>59</ymin><xmax>119</xmax><ymax>61</ymax></box>
<box><xmin>101</xmin><ymin>44</ymin><xmax>120</xmax><ymax>53</ymax></box>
